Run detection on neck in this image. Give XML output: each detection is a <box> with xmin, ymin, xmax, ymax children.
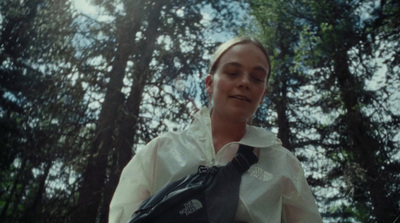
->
<box><xmin>210</xmin><ymin>111</ymin><xmax>247</xmax><ymax>153</ymax></box>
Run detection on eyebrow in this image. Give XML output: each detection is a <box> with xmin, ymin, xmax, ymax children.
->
<box><xmin>223</xmin><ymin>62</ymin><xmax>267</xmax><ymax>74</ymax></box>
<box><xmin>253</xmin><ymin>66</ymin><xmax>267</xmax><ymax>74</ymax></box>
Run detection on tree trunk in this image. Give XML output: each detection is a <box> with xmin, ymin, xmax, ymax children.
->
<box><xmin>0</xmin><ymin>156</ymin><xmax>27</xmax><ymax>222</ymax></box>
<box><xmin>73</xmin><ymin>2</ymin><xmax>145</xmax><ymax>222</ymax></box>
<box><xmin>273</xmin><ymin>26</ymin><xmax>294</xmax><ymax>152</ymax></box>
<box><xmin>73</xmin><ymin>46</ymin><xmax>127</xmax><ymax>223</ymax></box>
<box><xmin>99</xmin><ymin>3</ymin><xmax>164</xmax><ymax>222</ymax></box>
<box><xmin>21</xmin><ymin>162</ymin><xmax>51</xmax><ymax>223</ymax></box>
<box><xmin>333</xmin><ymin>50</ymin><xmax>393</xmax><ymax>223</ymax></box>
<box><xmin>275</xmin><ymin>73</ymin><xmax>292</xmax><ymax>151</ymax></box>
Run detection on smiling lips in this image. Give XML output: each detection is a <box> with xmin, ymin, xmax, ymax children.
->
<box><xmin>230</xmin><ymin>95</ymin><xmax>251</xmax><ymax>102</ymax></box>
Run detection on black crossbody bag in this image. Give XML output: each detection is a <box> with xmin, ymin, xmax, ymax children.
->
<box><xmin>128</xmin><ymin>144</ymin><xmax>258</xmax><ymax>223</ymax></box>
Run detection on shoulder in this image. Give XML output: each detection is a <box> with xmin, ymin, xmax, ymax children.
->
<box><xmin>139</xmin><ymin>131</ymin><xmax>182</xmax><ymax>152</ymax></box>
<box><xmin>244</xmin><ymin>126</ymin><xmax>304</xmax><ymax>174</ymax></box>
<box><xmin>137</xmin><ymin>128</ymin><xmax>198</xmax><ymax>160</ymax></box>
<box><xmin>241</xmin><ymin>125</ymin><xmax>282</xmax><ymax>149</ymax></box>
<box><xmin>257</xmin><ymin>142</ymin><xmax>305</xmax><ymax>186</ymax></box>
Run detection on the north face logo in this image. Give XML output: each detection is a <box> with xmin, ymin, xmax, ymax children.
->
<box><xmin>179</xmin><ymin>199</ymin><xmax>203</xmax><ymax>216</ymax></box>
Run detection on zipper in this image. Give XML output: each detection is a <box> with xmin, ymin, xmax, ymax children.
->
<box><xmin>210</xmin><ymin>158</ymin><xmax>215</xmax><ymax>165</ymax></box>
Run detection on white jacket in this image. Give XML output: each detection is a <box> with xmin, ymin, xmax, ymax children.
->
<box><xmin>109</xmin><ymin>107</ymin><xmax>322</xmax><ymax>223</ymax></box>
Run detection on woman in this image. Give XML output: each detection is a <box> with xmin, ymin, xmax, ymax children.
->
<box><xmin>109</xmin><ymin>37</ymin><xmax>323</xmax><ymax>223</ymax></box>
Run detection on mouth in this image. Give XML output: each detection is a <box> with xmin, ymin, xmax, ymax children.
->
<box><xmin>229</xmin><ymin>95</ymin><xmax>251</xmax><ymax>102</ymax></box>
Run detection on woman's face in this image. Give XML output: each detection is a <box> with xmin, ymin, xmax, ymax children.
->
<box><xmin>206</xmin><ymin>43</ymin><xmax>269</xmax><ymax>123</ymax></box>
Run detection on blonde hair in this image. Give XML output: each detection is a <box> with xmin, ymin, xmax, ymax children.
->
<box><xmin>208</xmin><ymin>36</ymin><xmax>271</xmax><ymax>83</ymax></box>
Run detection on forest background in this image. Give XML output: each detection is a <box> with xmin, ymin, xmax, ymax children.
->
<box><xmin>0</xmin><ymin>0</ymin><xmax>399</xmax><ymax>222</ymax></box>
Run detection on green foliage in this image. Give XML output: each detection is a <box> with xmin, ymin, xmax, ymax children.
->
<box><xmin>1</xmin><ymin>0</ymin><xmax>252</xmax><ymax>222</ymax></box>
<box><xmin>247</xmin><ymin>0</ymin><xmax>400</xmax><ymax>222</ymax></box>
<box><xmin>1</xmin><ymin>0</ymin><xmax>399</xmax><ymax>222</ymax></box>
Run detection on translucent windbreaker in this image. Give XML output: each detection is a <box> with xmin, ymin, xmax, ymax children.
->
<box><xmin>109</xmin><ymin>107</ymin><xmax>323</xmax><ymax>223</ymax></box>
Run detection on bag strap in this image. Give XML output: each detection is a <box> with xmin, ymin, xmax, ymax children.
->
<box><xmin>206</xmin><ymin>145</ymin><xmax>258</xmax><ymax>223</ymax></box>
<box><xmin>231</xmin><ymin>144</ymin><xmax>258</xmax><ymax>173</ymax></box>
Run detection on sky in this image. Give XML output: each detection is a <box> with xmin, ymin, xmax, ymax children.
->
<box><xmin>71</xmin><ymin>0</ymin><xmax>98</xmax><ymax>17</ymax></box>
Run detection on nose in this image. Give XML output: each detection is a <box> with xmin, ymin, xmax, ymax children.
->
<box><xmin>238</xmin><ymin>73</ymin><xmax>250</xmax><ymax>89</ymax></box>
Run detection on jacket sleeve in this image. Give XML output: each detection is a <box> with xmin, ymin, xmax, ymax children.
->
<box><xmin>108</xmin><ymin>140</ymin><xmax>157</xmax><ymax>223</ymax></box>
<box><xmin>281</xmin><ymin>155</ymin><xmax>323</xmax><ymax>223</ymax></box>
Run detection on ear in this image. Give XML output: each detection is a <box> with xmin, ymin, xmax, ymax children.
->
<box><xmin>205</xmin><ymin>75</ymin><xmax>214</xmax><ymax>94</ymax></box>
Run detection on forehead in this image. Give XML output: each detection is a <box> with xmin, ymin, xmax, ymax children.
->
<box><xmin>217</xmin><ymin>43</ymin><xmax>269</xmax><ymax>71</ymax></box>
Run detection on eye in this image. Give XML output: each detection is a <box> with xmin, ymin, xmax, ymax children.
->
<box><xmin>251</xmin><ymin>67</ymin><xmax>267</xmax><ymax>83</ymax></box>
<box><xmin>224</xmin><ymin>68</ymin><xmax>240</xmax><ymax>77</ymax></box>
<box><xmin>251</xmin><ymin>73</ymin><xmax>265</xmax><ymax>83</ymax></box>
<box><xmin>227</xmin><ymin>72</ymin><xmax>238</xmax><ymax>76</ymax></box>
<box><xmin>222</xmin><ymin>63</ymin><xmax>242</xmax><ymax>77</ymax></box>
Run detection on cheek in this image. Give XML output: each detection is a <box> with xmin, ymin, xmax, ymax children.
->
<box><xmin>212</xmin><ymin>76</ymin><xmax>227</xmax><ymax>93</ymax></box>
<box><xmin>255</xmin><ymin>87</ymin><xmax>267</xmax><ymax>101</ymax></box>
<box><xmin>217</xmin><ymin>74</ymin><xmax>236</xmax><ymax>89</ymax></box>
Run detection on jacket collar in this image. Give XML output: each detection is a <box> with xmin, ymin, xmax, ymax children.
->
<box><xmin>190</xmin><ymin>107</ymin><xmax>281</xmax><ymax>149</ymax></box>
